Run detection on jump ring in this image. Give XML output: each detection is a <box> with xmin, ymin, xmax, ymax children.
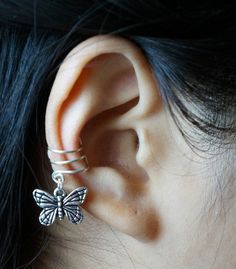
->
<box><xmin>52</xmin><ymin>172</ymin><xmax>65</xmax><ymax>184</ymax></box>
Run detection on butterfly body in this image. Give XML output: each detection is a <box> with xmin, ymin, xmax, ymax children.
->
<box><xmin>33</xmin><ymin>186</ymin><xmax>87</xmax><ymax>226</ymax></box>
<box><xmin>57</xmin><ymin>195</ymin><xmax>64</xmax><ymax>220</ymax></box>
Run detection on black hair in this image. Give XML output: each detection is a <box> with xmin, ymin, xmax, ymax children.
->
<box><xmin>0</xmin><ymin>1</ymin><xmax>236</xmax><ymax>268</ymax></box>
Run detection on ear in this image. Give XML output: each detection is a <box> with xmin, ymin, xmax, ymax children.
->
<box><xmin>46</xmin><ymin>35</ymin><xmax>161</xmax><ymax>241</ymax></box>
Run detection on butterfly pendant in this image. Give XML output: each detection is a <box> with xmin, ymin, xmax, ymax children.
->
<box><xmin>33</xmin><ymin>187</ymin><xmax>88</xmax><ymax>226</ymax></box>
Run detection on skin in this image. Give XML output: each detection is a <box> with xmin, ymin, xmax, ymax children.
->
<box><xmin>41</xmin><ymin>36</ymin><xmax>236</xmax><ymax>268</ymax></box>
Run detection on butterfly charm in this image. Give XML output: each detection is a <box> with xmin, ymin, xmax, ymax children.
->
<box><xmin>32</xmin><ymin>187</ymin><xmax>88</xmax><ymax>226</ymax></box>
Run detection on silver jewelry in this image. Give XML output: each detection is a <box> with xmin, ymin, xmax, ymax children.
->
<box><xmin>32</xmin><ymin>140</ymin><xmax>88</xmax><ymax>226</ymax></box>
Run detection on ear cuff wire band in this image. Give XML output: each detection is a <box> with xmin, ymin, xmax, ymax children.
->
<box><xmin>47</xmin><ymin>147</ymin><xmax>82</xmax><ymax>154</ymax></box>
<box><xmin>50</xmin><ymin>155</ymin><xmax>86</xmax><ymax>166</ymax></box>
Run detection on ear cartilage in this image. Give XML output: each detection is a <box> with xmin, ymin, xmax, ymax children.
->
<box><xmin>32</xmin><ymin>139</ymin><xmax>88</xmax><ymax>226</ymax></box>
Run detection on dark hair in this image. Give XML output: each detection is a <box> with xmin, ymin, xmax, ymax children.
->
<box><xmin>0</xmin><ymin>1</ymin><xmax>236</xmax><ymax>267</ymax></box>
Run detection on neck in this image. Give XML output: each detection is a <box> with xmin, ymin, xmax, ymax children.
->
<box><xmin>35</xmin><ymin>212</ymin><xmax>143</xmax><ymax>269</ymax></box>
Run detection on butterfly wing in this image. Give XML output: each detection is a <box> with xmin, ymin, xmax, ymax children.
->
<box><xmin>39</xmin><ymin>207</ymin><xmax>58</xmax><ymax>226</ymax></box>
<box><xmin>63</xmin><ymin>187</ymin><xmax>87</xmax><ymax>206</ymax></box>
<box><xmin>63</xmin><ymin>187</ymin><xmax>87</xmax><ymax>224</ymax></box>
<box><xmin>33</xmin><ymin>189</ymin><xmax>58</xmax><ymax>226</ymax></box>
<box><xmin>33</xmin><ymin>189</ymin><xmax>57</xmax><ymax>209</ymax></box>
<box><xmin>64</xmin><ymin>206</ymin><xmax>83</xmax><ymax>224</ymax></box>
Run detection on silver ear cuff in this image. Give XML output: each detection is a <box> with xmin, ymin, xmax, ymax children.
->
<box><xmin>32</xmin><ymin>139</ymin><xmax>88</xmax><ymax>226</ymax></box>
<box><xmin>48</xmin><ymin>139</ymin><xmax>89</xmax><ymax>177</ymax></box>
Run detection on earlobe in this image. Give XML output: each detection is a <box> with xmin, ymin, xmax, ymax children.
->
<box><xmin>45</xmin><ymin>35</ymin><xmax>161</xmax><ymax>241</ymax></box>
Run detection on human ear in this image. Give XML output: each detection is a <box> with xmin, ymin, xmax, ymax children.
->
<box><xmin>45</xmin><ymin>35</ymin><xmax>161</xmax><ymax>241</ymax></box>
